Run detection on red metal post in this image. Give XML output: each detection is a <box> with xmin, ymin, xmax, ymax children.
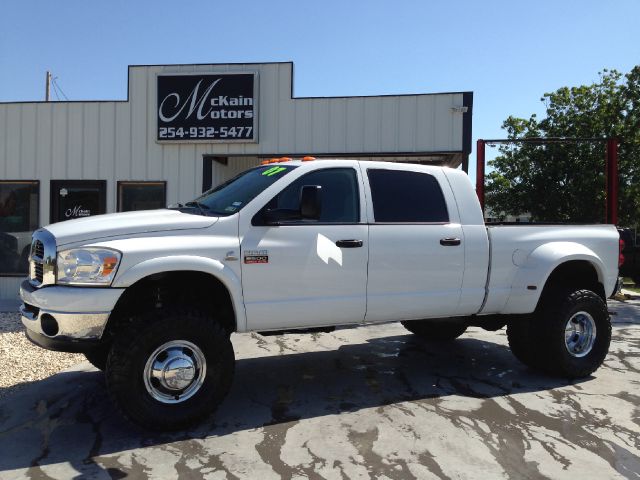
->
<box><xmin>606</xmin><ymin>138</ymin><xmax>618</xmax><ymax>225</ymax></box>
<box><xmin>476</xmin><ymin>139</ymin><xmax>485</xmax><ymax>213</ymax></box>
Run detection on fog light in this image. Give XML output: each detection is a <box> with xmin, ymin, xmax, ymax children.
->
<box><xmin>40</xmin><ymin>314</ymin><xmax>59</xmax><ymax>337</ymax></box>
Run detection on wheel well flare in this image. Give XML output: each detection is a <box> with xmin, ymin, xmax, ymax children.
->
<box><xmin>105</xmin><ymin>271</ymin><xmax>236</xmax><ymax>339</ymax></box>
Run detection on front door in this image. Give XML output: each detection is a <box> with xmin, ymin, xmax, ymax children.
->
<box><xmin>240</xmin><ymin>166</ymin><xmax>368</xmax><ymax>331</ymax></box>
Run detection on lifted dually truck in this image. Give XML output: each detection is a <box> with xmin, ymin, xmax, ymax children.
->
<box><xmin>20</xmin><ymin>159</ymin><xmax>621</xmax><ymax>430</ymax></box>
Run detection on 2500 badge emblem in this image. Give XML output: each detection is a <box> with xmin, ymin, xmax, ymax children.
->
<box><xmin>244</xmin><ymin>250</ymin><xmax>268</xmax><ymax>264</ymax></box>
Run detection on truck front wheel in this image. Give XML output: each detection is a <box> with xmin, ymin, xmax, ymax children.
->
<box><xmin>83</xmin><ymin>345</ymin><xmax>110</xmax><ymax>371</ymax></box>
<box><xmin>401</xmin><ymin>320</ymin><xmax>467</xmax><ymax>341</ymax></box>
<box><xmin>105</xmin><ymin>307</ymin><xmax>234</xmax><ymax>430</ymax></box>
<box><xmin>508</xmin><ymin>289</ymin><xmax>611</xmax><ymax>378</ymax></box>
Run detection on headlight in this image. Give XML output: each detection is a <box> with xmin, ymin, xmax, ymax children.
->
<box><xmin>57</xmin><ymin>248</ymin><xmax>121</xmax><ymax>286</ymax></box>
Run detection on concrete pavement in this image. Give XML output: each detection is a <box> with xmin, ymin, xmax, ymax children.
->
<box><xmin>1</xmin><ymin>299</ymin><xmax>639</xmax><ymax>479</ymax></box>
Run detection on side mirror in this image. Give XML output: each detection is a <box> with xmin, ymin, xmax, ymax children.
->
<box><xmin>300</xmin><ymin>185</ymin><xmax>322</xmax><ymax>220</ymax></box>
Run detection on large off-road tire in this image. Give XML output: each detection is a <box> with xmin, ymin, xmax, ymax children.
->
<box><xmin>105</xmin><ymin>307</ymin><xmax>235</xmax><ymax>431</ymax></box>
<box><xmin>508</xmin><ymin>289</ymin><xmax>610</xmax><ymax>378</ymax></box>
<box><xmin>401</xmin><ymin>319</ymin><xmax>467</xmax><ymax>341</ymax></box>
<box><xmin>83</xmin><ymin>344</ymin><xmax>110</xmax><ymax>371</ymax></box>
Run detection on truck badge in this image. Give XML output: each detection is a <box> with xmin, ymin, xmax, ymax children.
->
<box><xmin>244</xmin><ymin>250</ymin><xmax>269</xmax><ymax>264</ymax></box>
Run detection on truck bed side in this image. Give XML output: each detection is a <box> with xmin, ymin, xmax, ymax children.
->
<box><xmin>482</xmin><ymin>225</ymin><xmax>619</xmax><ymax>315</ymax></box>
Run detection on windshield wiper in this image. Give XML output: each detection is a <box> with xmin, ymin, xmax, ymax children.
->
<box><xmin>184</xmin><ymin>201</ymin><xmax>211</xmax><ymax>216</ymax></box>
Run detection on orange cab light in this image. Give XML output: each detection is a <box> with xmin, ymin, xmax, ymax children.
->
<box><xmin>302</xmin><ymin>156</ymin><xmax>316</xmax><ymax>162</ymax></box>
<box><xmin>279</xmin><ymin>157</ymin><xmax>292</xmax><ymax>162</ymax></box>
<box><xmin>269</xmin><ymin>158</ymin><xmax>280</xmax><ymax>163</ymax></box>
<box><xmin>260</xmin><ymin>160</ymin><xmax>270</xmax><ymax>165</ymax></box>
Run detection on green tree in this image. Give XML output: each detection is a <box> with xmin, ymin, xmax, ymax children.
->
<box><xmin>486</xmin><ymin>66</ymin><xmax>640</xmax><ymax>226</ymax></box>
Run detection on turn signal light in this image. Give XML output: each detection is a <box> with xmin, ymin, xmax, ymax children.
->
<box><xmin>102</xmin><ymin>257</ymin><xmax>119</xmax><ymax>276</ymax></box>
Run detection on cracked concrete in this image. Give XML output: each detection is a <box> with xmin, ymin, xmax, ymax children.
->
<box><xmin>1</xmin><ymin>299</ymin><xmax>639</xmax><ymax>479</ymax></box>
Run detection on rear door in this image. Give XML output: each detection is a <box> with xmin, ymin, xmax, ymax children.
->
<box><xmin>240</xmin><ymin>165</ymin><xmax>369</xmax><ymax>331</ymax></box>
<box><xmin>363</xmin><ymin>166</ymin><xmax>465</xmax><ymax>322</ymax></box>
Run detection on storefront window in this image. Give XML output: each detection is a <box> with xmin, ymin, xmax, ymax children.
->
<box><xmin>50</xmin><ymin>180</ymin><xmax>107</xmax><ymax>223</ymax></box>
<box><xmin>0</xmin><ymin>181</ymin><xmax>39</xmax><ymax>275</ymax></box>
<box><xmin>118</xmin><ymin>182</ymin><xmax>167</xmax><ymax>212</ymax></box>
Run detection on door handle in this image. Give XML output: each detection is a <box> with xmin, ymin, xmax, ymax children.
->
<box><xmin>440</xmin><ymin>237</ymin><xmax>461</xmax><ymax>246</ymax></box>
<box><xmin>335</xmin><ymin>239</ymin><xmax>364</xmax><ymax>248</ymax></box>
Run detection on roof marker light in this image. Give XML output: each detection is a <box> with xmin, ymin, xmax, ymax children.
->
<box><xmin>302</xmin><ymin>156</ymin><xmax>316</xmax><ymax>162</ymax></box>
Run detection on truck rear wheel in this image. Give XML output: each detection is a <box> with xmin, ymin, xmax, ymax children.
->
<box><xmin>105</xmin><ymin>307</ymin><xmax>234</xmax><ymax>430</ymax></box>
<box><xmin>508</xmin><ymin>289</ymin><xmax>610</xmax><ymax>378</ymax></box>
<box><xmin>401</xmin><ymin>320</ymin><xmax>467</xmax><ymax>341</ymax></box>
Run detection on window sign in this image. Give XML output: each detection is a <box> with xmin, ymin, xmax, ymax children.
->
<box><xmin>157</xmin><ymin>73</ymin><xmax>257</xmax><ymax>142</ymax></box>
<box><xmin>50</xmin><ymin>180</ymin><xmax>106</xmax><ymax>223</ymax></box>
<box><xmin>0</xmin><ymin>181</ymin><xmax>39</xmax><ymax>275</ymax></box>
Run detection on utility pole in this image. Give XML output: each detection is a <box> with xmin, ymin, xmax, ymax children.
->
<box><xmin>45</xmin><ymin>71</ymin><xmax>51</xmax><ymax>101</ymax></box>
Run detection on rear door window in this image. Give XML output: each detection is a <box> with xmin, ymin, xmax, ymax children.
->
<box><xmin>367</xmin><ymin>169</ymin><xmax>449</xmax><ymax>223</ymax></box>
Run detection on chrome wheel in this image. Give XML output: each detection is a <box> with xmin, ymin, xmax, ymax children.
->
<box><xmin>143</xmin><ymin>340</ymin><xmax>207</xmax><ymax>404</ymax></box>
<box><xmin>564</xmin><ymin>311</ymin><xmax>596</xmax><ymax>358</ymax></box>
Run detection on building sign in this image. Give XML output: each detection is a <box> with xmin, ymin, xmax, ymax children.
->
<box><xmin>157</xmin><ymin>73</ymin><xmax>257</xmax><ymax>142</ymax></box>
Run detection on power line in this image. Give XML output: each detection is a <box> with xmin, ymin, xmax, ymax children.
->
<box><xmin>51</xmin><ymin>77</ymin><xmax>69</xmax><ymax>100</ymax></box>
<box><xmin>51</xmin><ymin>80</ymin><xmax>61</xmax><ymax>101</ymax></box>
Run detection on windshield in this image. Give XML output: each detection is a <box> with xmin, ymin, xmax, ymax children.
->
<box><xmin>185</xmin><ymin>165</ymin><xmax>297</xmax><ymax>216</ymax></box>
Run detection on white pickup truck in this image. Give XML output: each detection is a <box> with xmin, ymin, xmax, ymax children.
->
<box><xmin>20</xmin><ymin>159</ymin><xmax>621</xmax><ymax>430</ymax></box>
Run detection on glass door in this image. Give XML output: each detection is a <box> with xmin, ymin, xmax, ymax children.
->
<box><xmin>50</xmin><ymin>180</ymin><xmax>106</xmax><ymax>223</ymax></box>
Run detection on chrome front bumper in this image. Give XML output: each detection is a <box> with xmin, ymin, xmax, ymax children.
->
<box><xmin>19</xmin><ymin>280</ymin><xmax>124</xmax><ymax>347</ymax></box>
<box><xmin>20</xmin><ymin>303</ymin><xmax>110</xmax><ymax>340</ymax></box>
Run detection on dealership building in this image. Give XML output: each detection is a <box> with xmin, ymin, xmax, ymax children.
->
<box><xmin>0</xmin><ymin>61</ymin><xmax>472</xmax><ymax>304</ymax></box>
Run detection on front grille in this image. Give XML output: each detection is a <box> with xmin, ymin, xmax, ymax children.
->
<box><xmin>29</xmin><ymin>230</ymin><xmax>56</xmax><ymax>287</ymax></box>
<box><xmin>34</xmin><ymin>262</ymin><xmax>44</xmax><ymax>283</ymax></box>
<box><xmin>33</xmin><ymin>240</ymin><xmax>44</xmax><ymax>259</ymax></box>
<box><xmin>31</xmin><ymin>239</ymin><xmax>45</xmax><ymax>283</ymax></box>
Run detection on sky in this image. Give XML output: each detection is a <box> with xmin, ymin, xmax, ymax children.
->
<box><xmin>1</xmin><ymin>0</ymin><xmax>639</xmax><ymax>182</ymax></box>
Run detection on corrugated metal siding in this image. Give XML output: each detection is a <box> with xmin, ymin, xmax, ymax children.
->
<box><xmin>0</xmin><ymin>62</ymin><xmax>465</xmax><ymax>221</ymax></box>
<box><xmin>0</xmin><ymin>278</ymin><xmax>21</xmax><ymax>308</ymax></box>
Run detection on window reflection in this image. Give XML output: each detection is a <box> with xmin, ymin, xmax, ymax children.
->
<box><xmin>118</xmin><ymin>182</ymin><xmax>167</xmax><ymax>212</ymax></box>
<box><xmin>0</xmin><ymin>181</ymin><xmax>39</xmax><ymax>275</ymax></box>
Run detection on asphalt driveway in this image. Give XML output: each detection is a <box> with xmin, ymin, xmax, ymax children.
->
<box><xmin>1</xmin><ymin>300</ymin><xmax>639</xmax><ymax>479</ymax></box>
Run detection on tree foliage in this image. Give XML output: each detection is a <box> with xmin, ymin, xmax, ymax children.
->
<box><xmin>486</xmin><ymin>66</ymin><xmax>640</xmax><ymax>225</ymax></box>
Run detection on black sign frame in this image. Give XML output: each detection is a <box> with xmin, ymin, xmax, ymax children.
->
<box><xmin>156</xmin><ymin>72</ymin><xmax>259</xmax><ymax>144</ymax></box>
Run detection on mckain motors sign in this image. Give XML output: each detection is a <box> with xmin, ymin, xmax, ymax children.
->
<box><xmin>157</xmin><ymin>73</ymin><xmax>257</xmax><ymax>142</ymax></box>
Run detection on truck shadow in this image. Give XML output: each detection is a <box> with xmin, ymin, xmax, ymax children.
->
<box><xmin>0</xmin><ymin>332</ymin><xmax>593</xmax><ymax>475</ymax></box>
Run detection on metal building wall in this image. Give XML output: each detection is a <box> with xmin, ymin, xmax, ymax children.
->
<box><xmin>0</xmin><ymin>62</ymin><xmax>467</xmax><ymax>222</ymax></box>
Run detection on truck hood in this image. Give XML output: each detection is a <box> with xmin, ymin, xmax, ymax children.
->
<box><xmin>45</xmin><ymin>209</ymin><xmax>218</xmax><ymax>246</ymax></box>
